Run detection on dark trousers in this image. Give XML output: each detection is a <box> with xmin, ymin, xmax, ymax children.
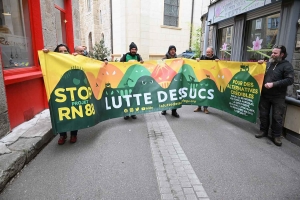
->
<box><xmin>259</xmin><ymin>95</ymin><xmax>285</xmax><ymax>137</ymax></box>
<box><xmin>197</xmin><ymin>106</ymin><xmax>208</xmax><ymax>109</ymax></box>
<box><xmin>60</xmin><ymin>130</ymin><xmax>78</xmax><ymax>137</ymax></box>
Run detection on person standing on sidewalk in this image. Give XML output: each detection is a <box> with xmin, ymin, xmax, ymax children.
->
<box><xmin>161</xmin><ymin>45</ymin><xmax>180</xmax><ymax>118</ymax></box>
<box><xmin>43</xmin><ymin>44</ymin><xmax>79</xmax><ymax>145</ymax></box>
<box><xmin>120</xmin><ymin>42</ymin><xmax>144</xmax><ymax>120</ymax></box>
<box><xmin>255</xmin><ymin>45</ymin><xmax>294</xmax><ymax>146</ymax></box>
<box><xmin>194</xmin><ymin>46</ymin><xmax>219</xmax><ymax>114</ymax></box>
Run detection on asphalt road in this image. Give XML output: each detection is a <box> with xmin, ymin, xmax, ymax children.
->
<box><xmin>167</xmin><ymin>105</ymin><xmax>300</xmax><ymax>199</ymax></box>
<box><xmin>1</xmin><ymin>105</ymin><xmax>300</xmax><ymax>200</ymax></box>
<box><xmin>0</xmin><ymin>116</ymin><xmax>160</xmax><ymax>200</ymax></box>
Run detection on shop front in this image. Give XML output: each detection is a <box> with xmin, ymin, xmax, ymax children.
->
<box><xmin>206</xmin><ymin>0</ymin><xmax>300</xmax><ymax>144</ymax></box>
<box><xmin>0</xmin><ymin>0</ymin><xmax>79</xmax><ymax>137</ymax></box>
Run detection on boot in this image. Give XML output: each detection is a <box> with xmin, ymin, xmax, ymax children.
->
<box><xmin>194</xmin><ymin>107</ymin><xmax>202</xmax><ymax>112</ymax></box>
<box><xmin>255</xmin><ymin>131</ymin><xmax>267</xmax><ymax>138</ymax></box>
<box><xmin>131</xmin><ymin>115</ymin><xmax>137</xmax><ymax>119</ymax></box>
<box><xmin>204</xmin><ymin>108</ymin><xmax>209</xmax><ymax>114</ymax></box>
<box><xmin>172</xmin><ymin>110</ymin><xmax>180</xmax><ymax>118</ymax></box>
<box><xmin>58</xmin><ymin>135</ymin><xmax>67</xmax><ymax>145</ymax></box>
<box><xmin>161</xmin><ymin>110</ymin><xmax>166</xmax><ymax>115</ymax></box>
<box><xmin>124</xmin><ymin>116</ymin><xmax>130</xmax><ymax>120</ymax></box>
<box><xmin>273</xmin><ymin>137</ymin><xmax>282</xmax><ymax>146</ymax></box>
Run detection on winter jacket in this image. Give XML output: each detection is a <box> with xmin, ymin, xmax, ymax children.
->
<box><xmin>120</xmin><ymin>53</ymin><xmax>143</xmax><ymax>62</ymax></box>
<box><xmin>261</xmin><ymin>59</ymin><xmax>294</xmax><ymax>97</ymax></box>
<box><xmin>200</xmin><ymin>55</ymin><xmax>219</xmax><ymax>60</ymax></box>
<box><xmin>163</xmin><ymin>52</ymin><xmax>177</xmax><ymax>59</ymax></box>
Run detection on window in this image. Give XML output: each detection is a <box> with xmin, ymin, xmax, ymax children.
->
<box><xmin>218</xmin><ymin>26</ymin><xmax>233</xmax><ymax>61</ymax></box>
<box><xmin>245</xmin><ymin>13</ymin><xmax>280</xmax><ymax>62</ymax></box>
<box><xmin>268</xmin><ymin>17</ymin><xmax>279</xmax><ymax>29</ymax></box>
<box><xmin>87</xmin><ymin>0</ymin><xmax>91</xmax><ymax>12</ymax></box>
<box><xmin>0</xmin><ymin>0</ymin><xmax>33</xmax><ymax>69</ymax></box>
<box><xmin>163</xmin><ymin>0</ymin><xmax>179</xmax><ymax>27</ymax></box>
<box><xmin>255</xmin><ymin>18</ymin><xmax>262</xmax><ymax>30</ymax></box>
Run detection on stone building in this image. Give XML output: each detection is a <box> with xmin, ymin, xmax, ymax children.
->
<box><xmin>79</xmin><ymin>0</ymin><xmax>210</xmax><ymax>61</ymax></box>
<box><xmin>0</xmin><ymin>0</ymin><xmax>81</xmax><ymax>138</ymax></box>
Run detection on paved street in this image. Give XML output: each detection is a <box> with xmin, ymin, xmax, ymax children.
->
<box><xmin>1</xmin><ymin>106</ymin><xmax>300</xmax><ymax>200</ymax></box>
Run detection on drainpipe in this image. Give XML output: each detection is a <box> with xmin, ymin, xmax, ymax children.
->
<box><xmin>189</xmin><ymin>0</ymin><xmax>195</xmax><ymax>49</ymax></box>
<box><xmin>202</xmin><ymin>19</ymin><xmax>209</xmax><ymax>54</ymax></box>
<box><xmin>110</xmin><ymin>0</ymin><xmax>113</xmax><ymax>59</ymax></box>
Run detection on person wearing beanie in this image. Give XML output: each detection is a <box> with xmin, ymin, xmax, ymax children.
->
<box><xmin>161</xmin><ymin>45</ymin><xmax>180</xmax><ymax>118</ymax></box>
<box><xmin>120</xmin><ymin>42</ymin><xmax>144</xmax><ymax>63</ymax></box>
<box><xmin>120</xmin><ymin>42</ymin><xmax>144</xmax><ymax>120</ymax></box>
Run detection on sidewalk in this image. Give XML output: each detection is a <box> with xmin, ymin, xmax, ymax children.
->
<box><xmin>0</xmin><ymin>109</ymin><xmax>53</xmax><ymax>192</ymax></box>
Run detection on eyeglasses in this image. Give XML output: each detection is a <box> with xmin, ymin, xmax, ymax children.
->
<box><xmin>273</xmin><ymin>45</ymin><xmax>283</xmax><ymax>49</ymax></box>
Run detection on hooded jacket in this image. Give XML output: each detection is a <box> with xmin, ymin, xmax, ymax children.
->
<box><xmin>163</xmin><ymin>45</ymin><xmax>177</xmax><ymax>59</ymax></box>
<box><xmin>261</xmin><ymin>59</ymin><xmax>294</xmax><ymax>97</ymax></box>
<box><xmin>120</xmin><ymin>42</ymin><xmax>143</xmax><ymax>62</ymax></box>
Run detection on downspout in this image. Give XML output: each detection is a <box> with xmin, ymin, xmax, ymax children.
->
<box><xmin>189</xmin><ymin>0</ymin><xmax>194</xmax><ymax>49</ymax></box>
<box><xmin>110</xmin><ymin>0</ymin><xmax>113</xmax><ymax>57</ymax></box>
<box><xmin>203</xmin><ymin>19</ymin><xmax>209</xmax><ymax>54</ymax></box>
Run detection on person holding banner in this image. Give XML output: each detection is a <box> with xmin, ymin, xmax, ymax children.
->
<box><xmin>43</xmin><ymin>44</ymin><xmax>79</xmax><ymax>145</ymax></box>
<box><xmin>194</xmin><ymin>46</ymin><xmax>219</xmax><ymax>114</ymax></box>
<box><xmin>256</xmin><ymin>45</ymin><xmax>294</xmax><ymax>146</ymax></box>
<box><xmin>161</xmin><ymin>45</ymin><xmax>180</xmax><ymax>118</ymax></box>
<box><xmin>120</xmin><ymin>42</ymin><xmax>144</xmax><ymax>120</ymax></box>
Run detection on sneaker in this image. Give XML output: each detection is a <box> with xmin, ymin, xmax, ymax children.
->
<box><xmin>124</xmin><ymin>116</ymin><xmax>130</xmax><ymax>120</ymax></box>
<box><xmin>273</xmin><ymin>137</ymin><xmax>282</xmax><ymax>146</ymax></box>
<box><xmin>194</xmin><ymin>107</ymin><xmax>202</xmax><ymax>112</ymax></box>
<box><xmin>161</xmin><ymin>110</ymin><xmax>166</xmax><ymax>115</ymax></box>
<box><xmin>204</xmin><ymin>109</ymin><xmax>209</xmax><ymax>114</ymax></box>
<box><xmin>58</xmin><ymin>135</ymin><xmax>67</xmax><ymax>145</ymax></box>
<box><xmin>131</xmin><ymin>115</ymin><xmax>137</xmax><ymax>119</ymax></box>
<box><xmin>255</xmin><ymin>131</ymin><xmax>268</xmax><ymax>138</ymax></box>
<box><xmin>70</xmin><ymin>135</ymin><xmax>77</xmax><ymax>143</ymax></box>
<box><xmin>172</xmin><ymin>111</ymin><xmax>180</xmax><ymax>118</ymax></box>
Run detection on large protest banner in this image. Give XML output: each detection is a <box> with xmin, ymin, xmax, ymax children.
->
<box><xmin>38</xmin><ymin>51</ymin><xmax>266</xmax><ymax>133</ymax></box>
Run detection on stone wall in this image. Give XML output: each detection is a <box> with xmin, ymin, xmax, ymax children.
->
<box><xmin>0</xmin><ymin>62</ymin><xmax>10</xmax><ymax>138</ymax></box>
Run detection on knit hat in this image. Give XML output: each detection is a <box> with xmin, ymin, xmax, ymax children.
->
<box><xmin>168</xmin><ymin>45</ymin><xmax>176</xmax><ymax>53</ymax></box>
<box><xmin>129</xmin><ymin>42</ymin><xmax>138</xmax><ymax>50</ymax></box>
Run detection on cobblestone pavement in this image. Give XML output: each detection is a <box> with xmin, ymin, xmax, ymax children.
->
<box><xmin>145</xmin><ymin>112</ymin><xmax>209</xmax><ymax>200</ymax></box>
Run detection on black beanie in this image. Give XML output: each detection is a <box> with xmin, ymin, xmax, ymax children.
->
<box><xmin>168</xmin><ymin>45</ymin><xmax>176</xmax><ymax>53</ymax></box>
<box><xmin>129</xmin><ymin>42</ymin><xmax>138</xmax><ymax>50</ymax></box>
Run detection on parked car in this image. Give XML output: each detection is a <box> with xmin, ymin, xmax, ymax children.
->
<box><xmin>178</xmin><ymin>51</ymin><xmax>196</xmax><ymax>59</ymax></box>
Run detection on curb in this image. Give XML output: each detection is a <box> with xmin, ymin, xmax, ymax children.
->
<box><xmin>0</xmin><ymin>109</ymin><xmax>54</xmax><ymax>193</ymax></box>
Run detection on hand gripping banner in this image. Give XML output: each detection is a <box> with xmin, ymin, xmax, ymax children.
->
<box><xmin>38</xmin><ymin>51</ymin><xmax>266</xmax><ymax>133</ymax></box>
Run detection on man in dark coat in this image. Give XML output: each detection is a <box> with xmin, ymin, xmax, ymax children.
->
<box><xmin>161</xmin><ymin>45</ymin><xmax>180</xmax><ymax>118</ymax></box>
<box><xmin>256</xmin><ymin>45</ymin><xmax>294</xmax><ymax>146</ymax></box>
<box><xmin>120</xmin><ymin>42</ymin><xmax>143</xmax><ymax>120</ymax></box>
<box><xmin>194</xmin><ymin>46</ymin><xmax>219</xmax><ymax>114</ymax></box>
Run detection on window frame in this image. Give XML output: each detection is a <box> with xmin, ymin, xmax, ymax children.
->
<box><xmin>3</xmin><ymin>0</ymin><xmax>74</xmax><ymax>85</ymax></box>
<box><xmin>163</xmin><ymin>0</ymin><xmax>180</xmax><ymax>27</ymax></box>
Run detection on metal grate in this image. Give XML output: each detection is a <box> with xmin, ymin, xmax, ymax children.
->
<box><xmin>163</xmin><ymin>0</ymin><xmax>179</xmax><ymax>27</ymax></box>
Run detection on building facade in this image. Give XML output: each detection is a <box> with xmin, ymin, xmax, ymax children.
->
<box><xmin>79</xmin><ymin>0</ymin><xmax>210</xmax><ymax>61</ymax></box>
<box><xmin>205</xmin><ymin>0</ymin><xmax>300</xmax><ymax>144</ymax></box>
<box><xmin>0</xmin><ymin>0</ymin><xmax>80</xmax><ymax>138</ymax></box>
